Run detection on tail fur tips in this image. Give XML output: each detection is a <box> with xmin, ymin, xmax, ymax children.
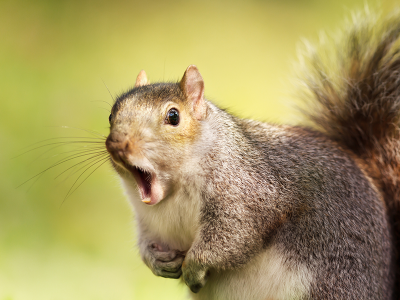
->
<box><xmin>299</xmin><ymin>8</ymin><xmax>400</xmax><ymax>292</ymax></box>
<box><xmin>299</xmin><ymin>10</ymin><xmax>400</xmax><ymax>150</ymax></box>
<box><xmin>298</xmin><ymin>9</ymin><xmax>400</xmax><ymax>200</ymax></box>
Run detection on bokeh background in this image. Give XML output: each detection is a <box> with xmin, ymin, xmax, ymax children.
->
<box><xmin>0</xmin><ymin>0</ymin><xmax>397</xmax><ymax>299</ymax></box>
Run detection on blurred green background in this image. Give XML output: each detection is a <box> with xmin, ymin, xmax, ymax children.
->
<box><xmin>0</xmin><ymin>0</ymin><xmax>397</xmax><ymax>299</ymax></box>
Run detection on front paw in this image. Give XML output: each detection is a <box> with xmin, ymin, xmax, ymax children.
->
<box><xmin>182</xmin><ymin>258</ymin><xmax>209</xmax><ymax>293</ymax></box>
<box><xmin>143</xmin><ymin>243</ymin><xmax>185</xmax><ymax>279</ymax></box>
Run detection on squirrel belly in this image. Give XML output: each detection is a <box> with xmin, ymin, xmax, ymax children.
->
<box><xmin>192</xmin><ymin>245</ymin><xmax>312</xmax><ymax>300</ymax></box>
<box><xmin>105</xmin><ymin>10</ymin><xmax>400</xmax><ymax>300</ymax></box>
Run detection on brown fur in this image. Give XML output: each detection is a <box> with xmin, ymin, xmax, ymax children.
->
<box><xmin>299</xmin><ymin>10</ymin><xmax>400</xmax><ymax>297</ymax></box>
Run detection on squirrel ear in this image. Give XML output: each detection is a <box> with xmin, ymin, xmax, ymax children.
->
<box><xmin>180</xmin><ymin>65</ymin><xmax>206</xmax><ymax>120</ymax></box>
<box><xmin>135</xmin><ymin>70</ymin><xmax>150</xmax><ymax>87</ymax></box>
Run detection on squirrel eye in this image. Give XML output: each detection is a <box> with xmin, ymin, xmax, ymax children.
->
<box><xmin>109</xmin><ymin>114</ymin><xmax>112</xmax><ymax>123</ymax></box>
<box><xmin>166</xmin><ymin>108</ymin><xmax>180</xmax><ymax>126</ymax></box>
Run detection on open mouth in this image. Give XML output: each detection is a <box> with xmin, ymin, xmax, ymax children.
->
<box><xmin>123</xmin><ymin>163</ymin><xmax>153</xmax><ymax>203</ymax></box>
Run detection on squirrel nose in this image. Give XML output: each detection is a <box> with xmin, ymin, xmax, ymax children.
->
<box><xmin>105</xmin><ymin>131</ymin><xmax>132</xmax><ymax>162</ymax></box>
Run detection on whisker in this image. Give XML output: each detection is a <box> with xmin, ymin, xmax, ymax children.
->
<box><xmin>50</xmin><ymin>149</ymin><xmax>109</xmax><ymax>169</ymax></box>
<box><xmin>55</xmin><ymin>151</ymin><xmax>109</xmax><ymax>180</ymax></box>
<box><xmin>26</xmin><ymin>172</ymin><xmax>45</xmax><ymax>192</ymax></box>
<box><xmin>92</xmin><ymin>100</ymin><xmax>113</xmax><ymax>108</ymax></box>
<box><xmin>57</xmin><ymin>153</ymin><xmax>109</xmax><ymax>184</ymax></box>
<box><xmin>13</xmin><ymin>140</ymin><xmax>105</xmax><ymax>159</ymax></box>
<box><xmin>96</xmin><ymin>106</ymin><xmax>112</xmax><ymax>113</ymax></box>
<box><xmin>101</xmin><ymin>79</ymin><xmax>116</xmax><ymax>103</ymax></box>
<box><xmin>46</xmin><ymin>146</ymin><xmax>106</xmax><ymax>158</ymax></box>
<box><xmin>16</xmin><ymin>150</ymin><xmax>109</xmax><ymax>188</ymax></box>
<box><xmin>31</xmin><ymin>144</ymin><xmax>106</xmax><ymax>163</ymax></box>
<box><xmin>47</xmin><ymin>126</ymin><xmax>107</xmax><ymax>139</ymax></box>
<box><xmin>20</xmin><ymin>136</ymin><xmax>105</xmax><ymax>149</ymax></box>
<box><xmin>59</xmin><ymin>149</ymin><xmax>107</xmax><ymax>163</ymax></box>
<box><xmin>18</xmin><ymin>121</ymin><xmax>112</xmax><ymax>200</ymax></box>
<box><xmin>62</xmin><ymin>156</ymin><xmax>110</xmax><ymax>204</ymax></box>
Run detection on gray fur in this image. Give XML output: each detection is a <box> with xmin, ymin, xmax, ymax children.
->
<box><xmin>106</xmin><ymin>10</ymin><xmax>400</xmax><ymax>300</ymax></box>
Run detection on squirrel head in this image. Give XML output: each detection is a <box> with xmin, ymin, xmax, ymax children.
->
<box><xmin>106</xmin><ymin>65</ymin><xmax>208</xmax><ymax>205</ymax></box>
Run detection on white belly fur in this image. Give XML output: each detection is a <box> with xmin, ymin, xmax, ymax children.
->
<box><xmin>191</xmin><ymin>245</ymin><xmax>312</xmax><ymax>300</ymax></box>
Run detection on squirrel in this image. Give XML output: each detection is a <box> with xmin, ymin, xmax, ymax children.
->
<box><xmin>105</xmin><ymin>10</ymin><xmax>400</xmax><ymax>300</ymax></box>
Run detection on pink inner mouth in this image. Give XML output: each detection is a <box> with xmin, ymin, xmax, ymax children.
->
<box><xmin>124</xmin><ymin>164</ymin><xmax>153</xmax><ymax>199</ymax></box>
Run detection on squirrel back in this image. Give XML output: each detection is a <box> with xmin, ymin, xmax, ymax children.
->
<box><xmin>299</xmin><ymin>10</ymin><xmax>400</xmax><ymax>297</ymax></box>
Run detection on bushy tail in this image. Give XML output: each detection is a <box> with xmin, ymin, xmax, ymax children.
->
<box><xmin>298</xmin><ymin>9</ymin><xmax>400</xmax><ymax>296</ymax></box>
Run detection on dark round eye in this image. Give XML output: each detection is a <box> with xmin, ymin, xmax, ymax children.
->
<box><xmin>166</xmin><ymin>108</ymin><xmax>180</xmax><ymax>126</ymax></box>
<box><xmin>108</xmin><ymin>114</ymin><xmax>112</xmax><ymax>123</ymax></box>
